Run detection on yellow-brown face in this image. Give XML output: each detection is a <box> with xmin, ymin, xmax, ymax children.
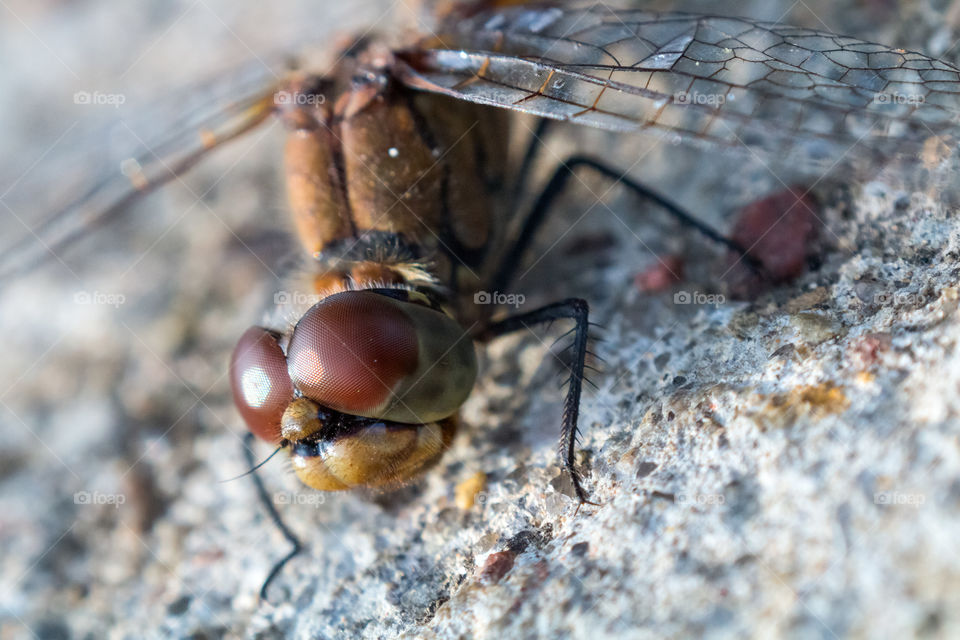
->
<box><xmin>228</xmin><ymin>290</ymin><xmax>476</xmax><ymax>490</ymax></box>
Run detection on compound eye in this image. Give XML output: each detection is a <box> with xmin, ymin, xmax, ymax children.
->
<box><xmin>287</xmin><ymin>291</ymin><xmax>419</xmax><ymax>418</ymax></box>
<box><xmin>287</xmin><ymin>291</ymin><xmax>476</xmax><ymax>423</ymax></box>
<box><xmin>230</xmin><ymin>327</ymin><xmax>294</xmax><ymax>443</ymax></box>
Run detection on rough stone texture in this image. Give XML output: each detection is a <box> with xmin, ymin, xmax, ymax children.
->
<box><xmin>2</xmin><ymin>1</ymin><xmax>960</xmax><ymax>639</ymax></box>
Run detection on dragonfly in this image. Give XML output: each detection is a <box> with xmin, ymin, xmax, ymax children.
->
<box><xmin>4</xmin><ymin>0</ymin><xmax>960</xmax><ymax>600</ymax></box>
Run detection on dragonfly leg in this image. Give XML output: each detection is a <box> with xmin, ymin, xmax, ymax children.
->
<box><xmin>243</xmin><ymin>432</ymin><xmax>303</xmax><ymax>602</ymax></box>
<box><xmin>491</xmin><ymin>155</ymin><xmax>768</xmax><ymax>293</ymax></box>
<box><xmin>509</xmin><ymin>117</ymin><xmax>552</xmax><ymax>205</ymax></box>
<box><xmin>473</xmin><ymin>298</ymin><xmax>598</xmax><ymax>506</ymax></box>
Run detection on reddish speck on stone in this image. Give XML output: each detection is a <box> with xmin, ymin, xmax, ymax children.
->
<box><xmin>725</xmin><ymin>187</ymin><xmax>822</xmax><ymax>298</ymax></box>
<box><xmin>478</xmin><ymin>550</ymin><xmax>516</xmax><ymax>584</ymax></box>
<box><xmin>634</xmin><ymin>255</ymin><xmax>684</xmax><ymax>293</ymax></box>
<box><xmin>850</xmin><ymin>332</ymin><xmax>892</xmax><ymax>368</ymax></box>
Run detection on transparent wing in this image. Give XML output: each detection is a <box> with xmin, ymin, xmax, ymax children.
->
<box><xmin>0</xmin><ymin>61</ymin><xmax>283</xmax><ymax>283</ymax></box>
<box><xmin>397</xmin><ymin>5</ymin><xmax>960</xmax><ymax>175</ymax></box>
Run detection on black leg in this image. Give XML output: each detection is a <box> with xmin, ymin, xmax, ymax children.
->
<box><xmin>243</xmin><ymin>432</ymin><xmax>303</xmax><ymax>601</ymax></box>
<box><xmin>474</xmin><ymin>298</ymin><xmax>598</xmax><ymax>506</ymax></box>
<box><xmin>492</xmin><ymin>155</ymin><xmax>768</xmax><ymax>293</ymax></box>
<box><xmin>510</xmin><ymin>118</ymin><xmax>552</xmax><ymax>206</ymax></box>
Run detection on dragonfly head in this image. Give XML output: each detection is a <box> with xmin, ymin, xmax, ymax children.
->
<box><xmin>229</xmin><ymin>289</ymin><xmax>476</xmax><ymax>489</ymax></box>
